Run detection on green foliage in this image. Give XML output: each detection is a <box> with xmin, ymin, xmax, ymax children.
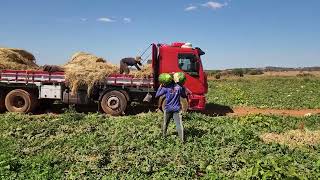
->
<box><xmin>1</xmin><ymin>77</ymin><xmax>320</xmax><ymax>178</ymax></box>
<box><xmin>1</xmin><ymin>112</ymin><xmax>320</xmax><ymax>179</ymax></box>
<box><xmin>205</xmin><ymin>70</ymin><xmax>221</xmax><ymax>76</ymax></box>
<box><xmin>207</xmin><ymin>68</ymin><xmax>264</xmax><ymax>78</ymax></box>
<box><xmin>207</xmin><ymin>77</ymin><xmax>320</xmax><ymax>109</ymax></box>
<box><xmin>296</xmin><ymin>73</ymin><xmax>315</xmax><ymax>78</ymax></box>
<box><xmin>215</xmin><ymin>73</ymin><xmax>221</xmax><ymax>79</ymax></box>
<box><xmin>248</xmin><ymin>69</ymin><xmax>264</xmax><ymax>75</ymax></box>
<box><xmin>232</xmin><ymin>69</ymin><xmax>244</xmax><ymax>77</ymax></box>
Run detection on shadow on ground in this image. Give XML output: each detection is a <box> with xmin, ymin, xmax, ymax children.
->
<box><xmin>185</xmin><ymin>128</ymin><xmax>207</xmax><ymax>138</ymax></box>
<box><xmin>201</xmin><ymin>103</ymin><xmax>234</xmax><ymax>116</ymax></box>
<box><xmin>34</xmin><ymin>102</ymin><xmax>158</xmax><ymax>115</ymax></box>
<box><xmin>33</xmin><ymin>102</ymin><xmax>233</xmax><ymax>117</ymax></box>
<box><xmin>125</xmin><ymin>103</ymin><xmax>158</xmax><ymax>115</ymax></box>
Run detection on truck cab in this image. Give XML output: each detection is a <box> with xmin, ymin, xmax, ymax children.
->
<box><xmin>152</xmin><ymin>42</ymin><xmax>208</xmax><ymax>110</ymax></box>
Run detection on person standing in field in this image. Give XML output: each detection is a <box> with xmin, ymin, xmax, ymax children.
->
<box><xmin>155</xmin><ymin>79</ymin><xmax>187</xmax><ymax>142</ymax></box>
<box><xmin>119</xmin><ymin>56</ymin><xmax>142</xmax><ymax>74</ymax></box>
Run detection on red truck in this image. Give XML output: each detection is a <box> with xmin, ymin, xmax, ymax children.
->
<box><xmin>0</xmin><ymin>42</ymin><xmax>208</xmax><ymax>116</ymax></box>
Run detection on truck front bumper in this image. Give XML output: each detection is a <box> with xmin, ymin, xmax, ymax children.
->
<box><xmin>188</xmin><ymin>94</ymin><xmax>206</xmax><ymax>111</ymax></box>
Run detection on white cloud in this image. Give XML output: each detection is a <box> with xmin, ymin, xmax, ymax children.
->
<box><xmin>202</xmin><ymin>1</ymin><xmax>227</xmax><ymax>9</ymax></box>
<box><xmin>80</xmin><ymin>18</ymin><xmax>88</xmax><ymax>22</ymax></box>
<box><xmin>123</xmin><ymin>17</ymin><xmax>132</xmax><ymax>23</ymax></box>
<box><xmin>97</xmin><ymin>17</ymin><xmax>115</xmax><ymax>23</ymax></box>
<box><xmin>185</xmin><ymin>5</ymin><xmax>197</xmax><ymax>11</ymax></box>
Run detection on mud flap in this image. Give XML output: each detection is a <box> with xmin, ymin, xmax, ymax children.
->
<box><xmin>143</xmin><ymin>93</ymin><xmax>153</xmax><ymax>102</ymax></box>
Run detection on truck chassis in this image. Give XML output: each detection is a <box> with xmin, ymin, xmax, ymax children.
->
<box><xmin>0</xmin><ymin>70</ymin><xmax>157</xmax><ymax>116</ymax></box>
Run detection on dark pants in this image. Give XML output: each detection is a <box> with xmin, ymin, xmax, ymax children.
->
<box><xmin>162</xmin><ymin>111</ymin><xmax>184</xmax><ymax>142</ymax></box>
<box><xmin>120</xmin><ymin>61</ymin><xmax>130</xmax><ymax>74</ymax></box>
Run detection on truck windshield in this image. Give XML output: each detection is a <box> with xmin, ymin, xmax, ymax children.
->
<box><xmin>178</xmin><ymin>54</ymin><xmax>199</xmax><ymax>76</ymax></box>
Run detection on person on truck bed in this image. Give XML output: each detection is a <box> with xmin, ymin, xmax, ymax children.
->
<box><xmin>155</xmin><ymin>80</ymin><xmax>187</xmax><ymax>142</ymax></box>
<box><xmin>119</xmin><ymin>56</ymin><xmax>142</xmax><ymax>74</ymax></box>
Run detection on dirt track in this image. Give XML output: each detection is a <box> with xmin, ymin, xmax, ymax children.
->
<box><xmin>229</xmin><ymin>107</ymin><xmax>320</xmax><ymax>117</ymax></box>
<box><xmin>203</xmin><ymin>104</ymin><xmax>320</xmax><ymax>117</ymax></box>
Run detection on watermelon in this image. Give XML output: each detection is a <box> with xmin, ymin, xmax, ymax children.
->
<box><xmin>173</xmin><ymin>72</ymin><xmax>186</xmax><ymax>84</ymax></box>
<box><xmin>159</xmin><ymin>73</ymin><xmax>173</xmax><ymax>85</ymax></box>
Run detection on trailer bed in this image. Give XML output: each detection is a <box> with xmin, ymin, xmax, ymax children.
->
<box><xmin>0</xmin><ymin>70</ymin><xmax>154</xmax><ymax>88</ymax></box>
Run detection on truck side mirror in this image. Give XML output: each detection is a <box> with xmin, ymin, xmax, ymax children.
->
<box><xmin>195</xmin><ymin>47</ymin><xmax>205</xmax><ymax>56</ymax></box>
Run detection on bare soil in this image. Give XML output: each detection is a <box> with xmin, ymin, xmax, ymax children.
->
<box><xmin>263</xmin><ymin>70</ymin><xmax>320</xmax><ymax>77</ymax></box>
<box><xmin>203</xmin><ymin>104</ymin><xmax>320</xmax><ymax>117</ymax></box>
<box><xmin>207</xmin><ymin>70</ymin><xmax>320</xmax><ymax>80</ymax></box>
<box><xmin>260</xmin><ymin>129</ymin><xmax>320</xmax><ymax>148</ymax></box>
<box><xmin>229</xmin><ymin>107</ymin><xmax>320</xmax><ymax>117</ymax></box>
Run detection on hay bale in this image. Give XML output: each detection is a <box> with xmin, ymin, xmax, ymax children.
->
<box><xmin>63</xmin><ymin>52</ymin><xmax>119</xmax><ymax>95</ymax></box>
<box><xmin>7</xmin><ymin>48</ymin><xmax>36</xmax><ymax>62</ymax></box>
<box><xmin>0</xmin><ymin>48</ymin><xmax>39</xmax><ymax>70</ymax></box>
<box><xmin>68</xmin><ymin>52</ymin><xmax>105</xmax><ymax>65</ymax></box>
<box><xmin>129</xmin><ymin>64</ymin><xmax>153</xmax><ymax>78</ymax></box>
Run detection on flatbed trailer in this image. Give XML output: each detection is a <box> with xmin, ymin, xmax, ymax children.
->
<box><xmin>0</xmin><ymin>70</ymin><xmax>156</xmax><ymax>115</ymax></box>
<box><xmin>0</xmin><ymin>42</ymin><xmax>208</xmax><ymax>115</ymax></box>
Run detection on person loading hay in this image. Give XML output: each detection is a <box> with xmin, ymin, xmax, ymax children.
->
<box><xmin>119</xmin><ymin>56</ymin><xmax>142</xmax><ymax>74</ymax></box>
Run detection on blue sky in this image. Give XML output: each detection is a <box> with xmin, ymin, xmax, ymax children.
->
<box><xmin>0</xmin><ymin>0</ymin><xmax>319</xmax><ymax>69</ymax></box>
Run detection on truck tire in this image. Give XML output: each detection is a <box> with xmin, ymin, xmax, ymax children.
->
<box><xmin>0</xmin><ymin>91</ymin><xmax>6</xmax><ymax>112</ymax></box>
<box><xmin>100</xmin><ymin>90</ymin><xmax>127</xmax><ymax>116</ymax></box>
<box><xmin>161</xmin><ymin>97</ymin><xmax>188</xmax><ymax>113</ymax></box>
<box><xmin>5</xmin><ymin>89</ymin><xmax>35</xmax><ymax>113</ymax></box>
<box><xmin>120</xmin><ymin>90</ymin><xmax>130</xmax><ymax>102</ymax></box>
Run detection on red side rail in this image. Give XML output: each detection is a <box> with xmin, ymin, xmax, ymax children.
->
<box><xmin>105</xmin><ymin>74</ymin><xmax>154</xmax><ymax>88</ymax></box>
<box><xmin>0</xmin><ymin>70</ymin><xmax>155</xmax><ymax>88</ymax></box>
<box><xmin>0</xmin><ymin>70</ymin><xmax>65</xmax><ymax>84</ymax></box>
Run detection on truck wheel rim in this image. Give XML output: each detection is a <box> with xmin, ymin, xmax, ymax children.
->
<box><xmin>107</xmin><ymin>97</ymin><xmax>120</xmax><ymax>110</ymax></box>
<box><xmin>13</xmin><ymin>96</ymin><xmax>25</xmax><ymax>108</ymax></box>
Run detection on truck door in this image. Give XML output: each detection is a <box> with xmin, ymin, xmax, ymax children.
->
<box><xmin>177</xmin><ymin>52</ymin><xmax>206</xmax><ymax>95</ymax></box>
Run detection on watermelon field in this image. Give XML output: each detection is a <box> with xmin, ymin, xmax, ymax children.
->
<box><xmin>1</xmin><ymin>76</ymin><xmax>320</xmax><ymax>179</ymax></box>
<box><xmin>208</xmin><ymin>77</ymin><xmax>320</xmax><ymax>109</ymax></box>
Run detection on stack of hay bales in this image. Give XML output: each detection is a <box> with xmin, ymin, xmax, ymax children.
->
<box><xmin>0</xmin><ymin>48</ymin><xmax>39</xmax><ymax>70</ymax></box>
<box><xmin>0</xmin><ymin>47</ymin><xmax>154</xmax><ymax>95</ymax></box>
<box><xmin>129</xmin><ymin>64</ymin><xmax>153</xmax><ymax>78</ymax></box>
<box><xmin>63</xmin><ymin>52</ymin><xmax>119</xmax><ymax>95</ymax></box>
<box><xmin>64</xmin><ymin>52</ymin><xmax>153</xmax><ymax>94</ymax></box>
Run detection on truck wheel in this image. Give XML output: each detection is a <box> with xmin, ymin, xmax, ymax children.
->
<box><xmin>161</xmin><ymin>97</ymin><xmax>188</xmax><ymax>113</ymax></box>
<box><xmin>0</xmin><ymin>91</ymin><xmax>6</xmax><ymax>112</ymax></box>
<box><xmin>5</xmin><ymin>89</ymin><xmax>34</xmax><ymax>113</ymax></box>
<box><xmin>100</xmin><ymin>91</ymin><xmax>127</xmax><ymax>116</ymax></box>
